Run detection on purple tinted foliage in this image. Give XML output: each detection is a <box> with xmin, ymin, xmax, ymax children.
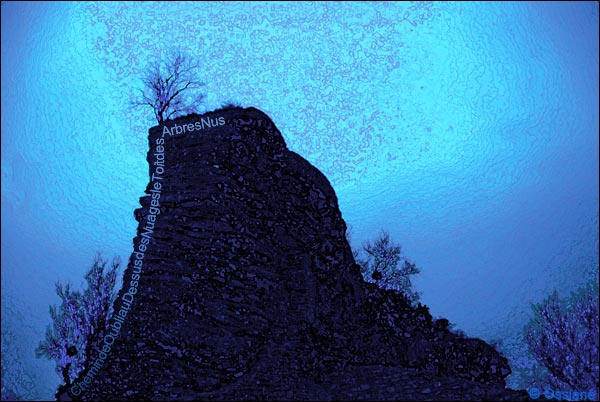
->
<box><xmin>525</xmin><ymin>275</ymin><xmax>599</xmax><ymax>392</ymax></box>
<box><xmin>1</xmin><ymin>387</ymin><xmax>21</xmax><ymax>401</ymax></box>
<box><xmin>35</xmin><ymin>254</ymin><xmax>119</xmax><ymax>385</ymax></box>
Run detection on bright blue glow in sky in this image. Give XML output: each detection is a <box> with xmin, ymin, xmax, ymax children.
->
<box><xmin>1</xmin><ymin>2</ymin><xmax>598</xmax><ymax>399</ymax></box>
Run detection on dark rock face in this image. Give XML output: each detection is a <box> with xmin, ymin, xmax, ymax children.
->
<box><xmin>70</xmin><ymin>107</ymin><xmax>529</xmax><ymax>401</ymax></box>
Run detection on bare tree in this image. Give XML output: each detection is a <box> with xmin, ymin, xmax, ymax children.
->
<box><xmin>524</xmin><ymin>278</ymin><xmax>599</xmax><ymax>391</ymax></box>
<box><xmin>354</xmin><ymin>230</ymin><xmax>421</xmax><ymax>305</ymax></box>
<box><xmin>134</xmin><ymin>52</ymin><xmax>206</xmax><ymax>124</ymax></box>
<box><xmin>36</xmin><ymin>254</ymin><xmax>120</xmax><ymax>386</ymax></box>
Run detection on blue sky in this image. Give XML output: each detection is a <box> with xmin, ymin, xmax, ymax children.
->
<box><xmin>1</xmin><ymin>2</ymin><xmax>598</xmax><ymax>399</ymax></box>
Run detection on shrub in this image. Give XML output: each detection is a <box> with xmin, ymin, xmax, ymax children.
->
<box><xmin>220</xmin><ymin>100</ymin><xmax>241</xmax><ymax>110</ymax></box>
<box><xmin>35</xmin><ymin>254</ymin><xmax>119</xmax><ymax>386</ymax></box>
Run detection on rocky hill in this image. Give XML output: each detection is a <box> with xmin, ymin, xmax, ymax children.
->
<box><xmin>60</xmin><ymin>106</ymin><xmax>530</xmax><ymax>401</ymax></box>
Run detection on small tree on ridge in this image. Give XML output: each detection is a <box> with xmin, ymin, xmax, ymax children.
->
<box><xmin>134</xmin><ymin>51</ymin><xmax>206</xmax><ymax>124</ymax></box>
<box><xmin>354</xmin><ymin>230</ymin><xmax>421</xmax><ymax>305</ymax></box>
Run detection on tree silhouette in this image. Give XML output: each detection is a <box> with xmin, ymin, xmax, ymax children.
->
<box><xmin>35</xmin><ymin>254</ymin><xmax>119</xmax><ymax>386</ymax></box>
<box><xmin>134</xmin><ymin>51</ymin><xmax>205</xmax><ymax>124</ymax></box>
<box><xmin>353</xmin><ymin>230</ymin><xmax>421</xmax><ymax>305</ymax></box>
<box><xmin>524</xmin><ymin>276</ymin><xmax>599</xmax><ymax>391</ymax></box>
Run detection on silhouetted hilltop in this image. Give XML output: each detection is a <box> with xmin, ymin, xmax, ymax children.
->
<box><xmin>61</xmin><ymin>107</ymin><xmax>530</xmax><ymax>401</ymax></box>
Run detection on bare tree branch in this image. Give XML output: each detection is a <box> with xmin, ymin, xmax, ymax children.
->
<box><xmin>131</xmin><ymin>51</ymin><xmax>206</xmax><ymax>124</ymax></box>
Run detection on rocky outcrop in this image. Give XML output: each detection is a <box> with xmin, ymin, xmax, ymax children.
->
<box><xmin>63</xmin><ymin>107</ymin><xmax>529</xmax><ymax>401</ymax></box>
